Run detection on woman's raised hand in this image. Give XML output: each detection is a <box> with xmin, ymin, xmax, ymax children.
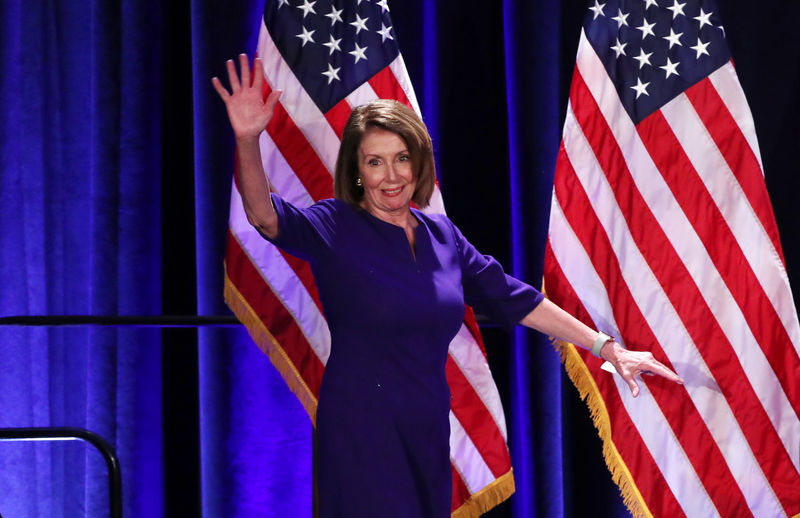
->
<box><xmin>212</xmin><ymin>54</ymin><xmax>282</xmax><ymax>141</ymax></box>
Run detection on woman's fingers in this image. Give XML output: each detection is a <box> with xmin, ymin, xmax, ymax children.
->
<box><xmin>211</xmin><ymin>76</ymin><xmax>230</xmax><ymax>101</ymax></box>
<box><xmin>627</xmin><ymin>377</ymin><xmax>640</xmax><ymax>398</ymax></box>
<box><xmin>226</xmin><ymin>59</ymin><xmax>241</xmax><ymax>93</ymax></box>
<box><xmin>239</xmin><ymin>54</ymin><xmax>251</xmax><ymax>89</ymax></box>
<box><xmin>264</xmin><ymin>89</ymin><xmax>282</xmax><ymax>115</ymax></box>
<box><xmin>253</xmin><ymin>58</ymin><xmax>265</xmax><ymax>89</ymax></box>
<box><xmin>643</xmin><ymin>357</ymin><xmax>684</xmax><ymax>384</ymax></box>
<box><xmin>612</xmin><ymin>347</ymin><xmax>684</xmax><ymax>398</ymax></box>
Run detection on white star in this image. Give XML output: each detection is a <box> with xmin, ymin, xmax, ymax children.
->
<box><xmin>718</xmin><ymin>24</ymin><xmax>726</xmax><ymax>38</ymax></box>
<box><xmin>589</xmin><ymin>0</ymin><xmax>606</xmax><ymax>20</ymax></box>
<box><xmin>277</xmin><ymin>0</ymin><xmax>289</xmax><ymax>8</ymax></box>
<box><xmin>691</xmin><ymin>38</ymin><xmax>710</xmax><ymax>58</ymax></box>
<box><xmin>631</xmin><ymin>78</ymin><xmax>650</xmax><ymax>98</ymax></box>
<box><xmin>612</xmin><ymin>9</ymin><xmax>629</xmax><ymax>28</ymax></box>
<box><xmin>297</xmin><ymin>0</ymin><xmax>316</xmax><ymax>19</ymax></box>
<box><xmin>633</xmin><ymin>48</ymin><xmax>653</xmax><ymax>69</ymax></box>
<box><xmin>323</xmin><ymin>34</ymin><xmax>342</xmax><ymax>55</ymax></box>
<box><xmin>637</xmin><ymin>18</ymin><xmax>656</xmax><ymax>39</ymax></box>
<box><xmin>694</xmin><ymin>8</ymin><xmax>713</xmax><ymax>29</ymax></box>
<box><xmin>350</xmin><ymin>14</ymin><xmax>369</xmax><ymax>34</ymax></box>
<box><xmin>321</xmin><ymin>63</ymin><xmax>341</xmax><ymax>84</ymax></box>
<box><xmin>660</xmin><ymin>57</ymin><xmax>680</xmax><ymax>78</ymax></box>
<box><xmin>663</xmin><ymin>27</ymin><xmax>683</xmax><ymax>48</ymax></box>
<box><xmin>295</xmin><ymin>26</ymin><xmax>315</xmax><ymax>47</ymax></box>
<box><xmin>667</xmin><ymin>0</ymin><xmax>686</xmax><ymax>19</ymax></box>
<box><xmin>376</xmin><ymin>0</ymin><xmax>390</xmax><ymax>12</ymax></box>
<box><xmin>644</xmin><ymin>0</ymin><xmax>658</xmax><ymax>8</ymax></box>
<box><xmin>325</xmin><ymin>6</ymin><xmax>343</xmax><ymax>26</ymax></box>
<box><xmin>349</xmin><ymin>43</ymin><xmax>367</xmax><ymax>63</ymax></box>
<box><xmin>377</xmin><ymin>23</ymin><xmax>394</xmax><ymax>42</ymax></box>
<box><xmin>610</xmin><ymin>37</ymin><xmax>627</xmax><ymax>58</ymax></box>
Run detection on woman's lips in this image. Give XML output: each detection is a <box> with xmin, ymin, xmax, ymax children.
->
<box><xmin>381</xmin><ymin>186</ymin><xmax>403</xmax><ymax>197</ymax></box>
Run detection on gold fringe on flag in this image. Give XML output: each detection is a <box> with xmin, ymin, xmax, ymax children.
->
<box><xmin>451</xmin><ymin>470</ymin><xmax>515</xmax><ymax>518</ymax></box>
<box><xmin>554</xmin><ymin>336</ymin><xmax>652</xmax><ymax>518</ymax></box>
<box><xmin>224</xmin><ymin>269</ymin><xmax>319</xmax><ymax>425</ymax></box>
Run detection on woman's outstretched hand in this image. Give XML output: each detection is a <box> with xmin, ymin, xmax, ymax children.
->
<box><xmin>600</xmin><ymin>341</ymin><xmax>684</xmax><ymax>398</ymax></box>
<box><xmin>212</xmin><ymin>54</ymin><xmax>282</xmax><ymax>141</ymax></box>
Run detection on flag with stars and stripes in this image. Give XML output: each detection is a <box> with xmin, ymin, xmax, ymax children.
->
<box><xmin>223</xmin><ymin>1</ymin><xmax>516</xmax><ymax>516</ymax></box>
<box><xmin>545</xmin><ymin>0</ymin><xmax>800</xmax><ymax>516</ymax></box>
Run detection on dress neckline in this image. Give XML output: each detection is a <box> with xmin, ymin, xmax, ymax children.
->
<box><xmin>359</xmin><ymin>206</ymin><xmax>423</xmax><ymax>262</ymax></box>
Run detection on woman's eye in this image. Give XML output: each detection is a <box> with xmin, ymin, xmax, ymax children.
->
<box><xmin>368</xmin><ymin>159</ymin><xmax>381</xmax><ymax>166</ymax></box>
<box><xmin>398</xmin><ymin>155</ymin><xmax>410</xmax><ymax>162</ymax></box>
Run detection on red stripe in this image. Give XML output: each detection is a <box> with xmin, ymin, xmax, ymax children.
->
<box><xmin>276</xmin><ymin>247</ymin><xmax>324</xmax><ymax>314</ymax></box>
<box><xmin>446</xmin><ymin>356</ymin><xmax>511</xmax><ymax>478</ymax></box>
<box><xmin>226</xmin><ymin>231</ymin><xmax>324</xmax><ymax>396</ymax></box>
<box><xmin>570</xmin><ymin>67</ymin><xmax>799</xmax><ymax>509</ymax></box>
<box><xmin>684</xmin><ymin>78</ymin><xmax>785</xmax><ymax>264</ymax></box>
<box><xmin>544</xmin><ymin>243</ymin><xmax>685</xmax><ymax>517</ymax></box>
<box><xmin>260</xmin><ymin>80</ymin><xmax>335</xmax><ymax>202</ymax></box>
<box><xmin>635</xmin><ymin>112</ymin><xmax>800</xmax><ymax>508</ymax></box>
<box><xmin>637</xmin><ymin>108</ymin><xmax>800</xmax><ymax>418</ymax></box>
<box><xmin>368</xmin><ymin>66</ymin><xmax>413</xmax><ymax>108</ymax></box>
<box><xmin>464</xmin><ymin>305</ymin><xmax>488</xmax><ymax>359</ymax></box>
<box><xmin>324</xmin><ymin>98</ymin><xmax>352</xmax><ymax>139</ymax></box>
<box><xmin>554</xmin><ymin>145</ymin><xmax>753</xmax><ymax>515</ymax></box>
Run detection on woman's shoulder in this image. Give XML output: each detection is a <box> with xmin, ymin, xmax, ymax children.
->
<box><xmin>412</xmin><ymin>209</ymin><xmax>459</xmax><ymax>241</ymax></box>
<box><xmin>272</xmin><ymin>195</ymin><xmax>349</xmax><ymax>219</ymax></box>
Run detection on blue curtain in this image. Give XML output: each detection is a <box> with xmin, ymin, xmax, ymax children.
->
<box><xmin>0</xmin><ymin>0</ymin><xmax>163</xmax><ymax>516</ymax></box>
<box><xmin>0</xmin><ymin>1</ymin><xmax>797</xmax><ymax>517</ymax></box>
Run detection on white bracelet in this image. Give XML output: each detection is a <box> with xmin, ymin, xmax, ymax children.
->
<box><xmin>591</xmin><ymin>332</ymin><xmax>614</xmax><ymax>359</ymax></box>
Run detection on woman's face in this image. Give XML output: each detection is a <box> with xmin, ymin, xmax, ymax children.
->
<box><xmin>357</xmin><ymin>126</ymin><xmax>416</xmax><ymax>218</ymax></box>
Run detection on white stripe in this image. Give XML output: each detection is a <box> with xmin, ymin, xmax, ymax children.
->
<box><xmin>449</xmin><ymin>410</ymin><xmax>495</xmax><ymax>493</ymax></box>
<box><xmin>389</xmin><ymin>54</ymin><xmax>422</xmax><ymax>115</ymax></box>
<box><xmin>421</xmin><ymin>186</ymin><xmax>446</xmax><ymax>215</ymax></box>
<box><xmin>229</xmin><ymin>182</ymin><xmax>331</xmax><ymax>364</ymax></box>
<box><xmin>561</xmin><ymin>102</ymin><xmax>785</xmax><ymax>516</ymax></box>
<box><xmin>448</xmin><ymin>324</ymin><xmax>508</xmax><ymax>440</ymax></box>
<box><xmin>566</xmin><ymin>38</ymin><xmax>789</xmax><ymax>513</ymax></box>
<box><xmin>258</xmin><ymin>20</ymin><xmax>339</xmax><ymax>175</ymax></box>
<box><xmin>660</xmin><ymin>94</ymin><xmax>800</xmax><ymax>354</ymax></box>
<box><xmin>707</xmin><ymin>63</ymin><xmax>764</xmax><ymax>172</ymax></box>
<box><xmin>345</xmin><ymin>80</ymin><xmax>379</xmax><ymax>109</ymax></box>
<box><xmin>577</xmin><ymin>30</ymin><xmax>800</xmax><ymax>472</ymax></box>
<box><xmin>259</xmin><ymin>131</ymin><xmax>315</xmax><ymax>208</ymax></box>
<box><xmin>579</xmin><ymin>31</ymin><xmax>800</xmax><ymax>471</ymax></box>
<box><xmin>548</xmin><ymin>197</ymin><xmax>719</xmax><ymax>517</ymax></box>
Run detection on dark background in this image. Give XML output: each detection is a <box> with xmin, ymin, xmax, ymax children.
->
<box><xmin>0</xmin><ymin>1</ymin><xmax>796</xmax><ymax>516</ymax></box>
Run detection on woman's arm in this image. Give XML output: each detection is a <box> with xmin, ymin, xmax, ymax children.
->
<box><xmin>212</xmin><ymin>54</ymin><xmax>282</xmax><ymax>238</ymax></box>
<box><xmin>520</xmin><ymin>298</ymin><xmax>683</xmax><ymax>397</ymax></box>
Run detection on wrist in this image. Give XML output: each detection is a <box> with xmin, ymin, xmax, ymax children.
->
<box><xmin>235</xmin><ymin>134</ymin><xmax>261</xmax><ymax>146</ymax></box>
<box><xmin>591</xmin><ymin>332</ymin><xmax>615</xmax><ymax>359</ymax></box>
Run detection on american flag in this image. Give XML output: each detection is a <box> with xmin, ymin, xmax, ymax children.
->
<box><xmin>545</xmin><ymin>0</ymin><xmax>800</xmax><ymax>516</ymax></box>
<box><xmin>223</xmin><ymin>1</ymin><xmax>515</xmax><ymax>515</ymax></box>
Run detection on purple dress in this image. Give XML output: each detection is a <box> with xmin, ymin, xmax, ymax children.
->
<box><xmin>268</xmin><ymin>195</ymin><xmax>542</xmax><ymax>517</ymax></box>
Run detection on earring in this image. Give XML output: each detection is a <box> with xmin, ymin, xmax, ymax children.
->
<box><xmin>356</xmin><ymin>177</ymin><xmax>363</xmax><ymax>187</ymax></box>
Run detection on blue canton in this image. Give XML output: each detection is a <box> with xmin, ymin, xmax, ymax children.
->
<box><xmin>264</xmin><ymin>0</ymin><xmax>400</xmax><ymax>113</ymax></box>
<box><xmin>583</xmin><ymin>0</ymin><xmax>730</xmax><ymax>124</ymax></box>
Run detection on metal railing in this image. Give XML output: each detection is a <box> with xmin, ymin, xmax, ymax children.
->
<box><xmin>0</xmin><ymin>427</ymin><xmax>122</xmax><ymax>518</ymax></box>
<box><xmin>0</xmin><ymin>312</ymin><xmax>497</xmax><ymax>518</ymax></box>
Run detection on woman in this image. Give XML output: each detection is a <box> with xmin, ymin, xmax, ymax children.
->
<box><xmin>213</xmin><ymin>54</ymin><xmax>683</xmax><ymax>517</ymax></box>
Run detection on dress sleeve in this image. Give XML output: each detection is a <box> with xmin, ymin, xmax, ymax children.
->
<box><xmin>449</xmin><ymin>219</ymin><xmax>544</xmax><ymax>329</ymax></box>
<box><xmin>264</xmin><ymin>194</ymin><xmax>339</xmax><ymax>262</ymax></box>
